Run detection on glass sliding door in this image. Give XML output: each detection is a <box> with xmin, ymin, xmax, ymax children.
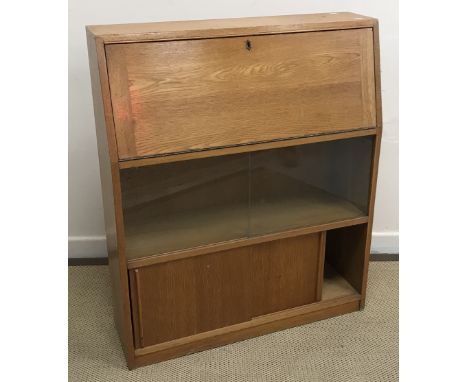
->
<box><xmin>249</xmin><ymin>136</ymin><xmax>374</xmax><ymax>236</ymax></box>
<box><xmin>120</xmin><ymin>136</ymin><xmax>374</xmax><ymax>260</ymax></box>
<box><xmin>121</xmin><ymin>154</ymin><xmax>250</xmax><ymax>259</ymax></box>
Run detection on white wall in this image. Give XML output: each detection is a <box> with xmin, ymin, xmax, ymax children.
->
<box><xmin>68</xmin><ymin>0</ymin><xmax>399</xmax><ymax>257</ymax></box>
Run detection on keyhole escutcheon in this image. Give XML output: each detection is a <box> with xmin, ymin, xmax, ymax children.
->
<box><xmin>245</xmin><ymin>39</ymin><xmax>252</xmax><ymax>51</ymax></box>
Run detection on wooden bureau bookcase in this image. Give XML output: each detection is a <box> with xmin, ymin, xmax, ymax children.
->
<box><xmin>86</xmin><ymin>12</ymin><xmax>382</xmax><ymax>369</ymax></box>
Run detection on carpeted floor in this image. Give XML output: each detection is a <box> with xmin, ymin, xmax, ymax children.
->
<box><xmin>69</xmin><ymin>262</ymin><xmax>398</xmax><ymax>382</ymax></box>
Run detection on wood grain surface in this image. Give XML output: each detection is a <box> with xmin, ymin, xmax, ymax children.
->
<box><xmin>87</xmin><ymin>12</ymin><xmax>376</xmax><ymax>43</ymax></box>
<box><xmin>133</xmin><ymin>298</ymin><xmax>360</xmax><ymax>368</ymax></box>
<box><xmin>106</xmin><ymin>28</ymin><xmax>376</xmax><ymax>159</ymax></box>
<box><xmin>325</xmin><ymin>224</ymin><xmax>367</xmax><ymax>293</ymax></box>
<box><xmin>131</xmin><ymin>264</ymin><xmax>359</xmax><ymax>367</ymax></box>
<box><xmin>129</xmin><ymin>234</ymin><xmax>322</xmax><ymax>347</ymax></box>
<box><xmin>86</xmin><ymin>31</ymin><xmax>136</xmax><ymax>366</ymax></box>
<box><xmin>359</xmin><ymin>22</ymin><xmax>383</xmax><ymax>309</ymax></box>
<box><xmin>118</xmin><ymin>128</ymin><xmax>377</xmax><ymax>169</ymax></box>
<box><xmin>86</xmin><ymin>13</ymin><xmax>382</xmax><ymax>368</ymax></box>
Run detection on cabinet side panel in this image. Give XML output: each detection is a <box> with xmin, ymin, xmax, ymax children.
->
<box><xmin>86</xmin><ymin>30</ymin><xmax>135</xmax><ymax>366</ymax></box>
<box><xmin>360</xmin><ymin>22</ymin><xmax>383</xmax><ymax>308</ymax></box>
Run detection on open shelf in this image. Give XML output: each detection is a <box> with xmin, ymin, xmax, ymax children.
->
<box><xmin>322</xmin><ymin>263</ymin><xmax>360</xmax><ymax>301</ymax></box>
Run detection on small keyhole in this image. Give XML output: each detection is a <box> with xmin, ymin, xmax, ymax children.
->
<box><xmin>245</xmin><ymin>40</ymin><xmax>252</xmax><ymax>51</ymax></box>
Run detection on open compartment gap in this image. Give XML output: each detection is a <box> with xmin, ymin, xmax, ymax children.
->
<box><xmin>321</xmin><ymin>223</ymin><xmax>368</xmax><ymax>300</ymax></box>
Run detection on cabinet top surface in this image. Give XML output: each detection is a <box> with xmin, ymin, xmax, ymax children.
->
<box><xmin>86</xmin><ymin>12</ymin><xmax>377</xmax><ymax>43</ymax></box>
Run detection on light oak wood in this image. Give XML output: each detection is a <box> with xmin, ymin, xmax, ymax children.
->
<box><xmin>326</xmin><ymin>224</ymin><xmax>368</xmax><ymax>293</ymax></box>
<box><xmin>106</xmin><ymin>28</ymin><xmax>376</xmax><ymax>159</ymax></box>
<box><xmin>250</xmin><ymin>234</ymin><xmax>325</xmax><ymax>317</ymax></box>
<box><xmin>129</xmin><ymin>234</ymin><xmax>323</xmax><ymax>348</ymax></box>
<box><xmin>128</xmin><ymin>269</ymin><xmax>143</xmax><ymax>349</ymax></box>
<box><xmin>87</xmin><ymin>12</ymin><xmax>376</xmax><ymax>43</ymax></box>
<box><xmin>86</xmin><ymin>13</ymin><xmax>382</xmax><ymax>369</ymax></box>
<box><xmin>316</xmin><ymin>231</ymin><xmax>327</xmax><ymax>300</ymax></box>
<box><xmin>360</xmin><ymin>21</ymin><xmax>383</xmax><ymax>309</ymax></box>
<box><xmin>322</xmin><ymin>263</ymin><xmax>359</xmax><ymax>300</ymax></box>
<box><xmin>118</xmin><ymin>128</ymin><xmax>376</xmax><ymax>169</ymax></box>
<box><xmin>86</xmin><ymin>31</ymin><xmax>136</xmax><ymax>367</ymax></box>
<box><xmin>132</xmin><ymin>292</ymin><xmax>360</xmax><ymax>368</ymax></box>
<box><xmin>133</xmin><ymin>267</ymin><xmax>358</xmax><ymax>358</ymax></box>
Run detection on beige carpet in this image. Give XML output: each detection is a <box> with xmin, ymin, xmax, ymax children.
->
<box><xmin>69</xmin><ymin>262</ymin><xmax>398</xmax><ymax>381</ymax></box>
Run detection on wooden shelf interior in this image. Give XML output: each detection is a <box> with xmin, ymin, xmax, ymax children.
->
<box><xmin>322</xmin><ymin>263</ymin><xmax>359</xmax><ymax>300</ymax></box>
<box><xmin>121</xmin><ymin>138</ymin><xmax>373</xmax><ymax>260</ymax></box>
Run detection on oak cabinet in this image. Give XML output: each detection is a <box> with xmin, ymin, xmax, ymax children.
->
<box><xmin>87</xmin><ymin>12</ymin><xmax>382</xmax><ymax>369</ymax></box>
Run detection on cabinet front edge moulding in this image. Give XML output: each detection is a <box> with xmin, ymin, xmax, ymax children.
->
<box><xmin>119</xmin><ymin>128</ymin><xmax>378</xmax><ymax>169</ymax></box>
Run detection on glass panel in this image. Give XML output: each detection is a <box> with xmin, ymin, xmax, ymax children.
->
<box><xmin>250</xmin><ymin>137</ymin><xmax>373</xmax><ymax>236</ymax></box>
<box><xmin>121</xmin><ymin>154</ymin><xmax>249</xmax><ymax>259</ymax></box>
<box><xmin>121</xmin><ymin>136</ymin><xmax>373</xmax><ymax>259</ymax></box>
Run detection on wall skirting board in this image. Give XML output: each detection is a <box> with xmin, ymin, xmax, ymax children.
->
<box><xmin>68</xmin><ymin>232</ymin><xmax>399</xmax><ymax>258</ymax></box>
<box><xmin>370</xmin><ymin>232</ymin><xmax>400</xmax><ymax>255</ymax></box>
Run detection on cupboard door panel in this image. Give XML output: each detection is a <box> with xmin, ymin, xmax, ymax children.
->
<box><xmin>129</xmin><ymin>246</ymin><xmax>252</xmax><ymax>347</ymax></box>
<box><xmin>129</xmin><ymin>234</ymin><xmax>322</xmax><ymax>347</ymax></box>
<box><xmin>251</xmin><ymin>234</ymin><xmax>323</xmax><ymax>317</ymax></box>
<box><xmin>106</xmin><ymin>28</ymin><xmax>376</xmax><ymax>159</ymax></box>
